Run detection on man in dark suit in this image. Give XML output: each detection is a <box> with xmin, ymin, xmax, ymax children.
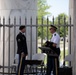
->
<box><xmin>16</xmin><ymin>26</ymin><xmax>28</xmax><ymax>75</ymax></box>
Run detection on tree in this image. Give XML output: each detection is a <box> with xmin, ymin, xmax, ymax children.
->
<box><xmin>54</xmin><ymin>13</ymin><xmax>68</xmax><ymax>37</ymax></box>
<box><xmin>37</xmin><ymin>0</ymin><xmax>50</xmax><ymax>17</ymax></box>
<box><xmin>37</xmin><ymin>0</ymin><xmax>51</xmax><ymax>39</ymax></box>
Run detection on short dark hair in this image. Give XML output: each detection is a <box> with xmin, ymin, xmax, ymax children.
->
<box><xmin>19</xmin><ymin>26</ymin><xmax>25</xmax><ymax>30</ymax></box>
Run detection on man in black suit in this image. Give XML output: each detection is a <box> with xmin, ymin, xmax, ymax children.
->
<box><xmin>16</xmin><ymin>26</ymin><xmax>28</xmax><ymax>75</ymax></box>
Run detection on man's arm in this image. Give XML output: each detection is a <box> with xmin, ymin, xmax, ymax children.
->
<box><xmin>23</xmin><ymin>37</ymin><xmax>28</xmax><ymax>56</ymax></box>
<box><xmin>16</xmin><ymin>35</ymin><xmax>24</xmax><ymax>54</ymax></box>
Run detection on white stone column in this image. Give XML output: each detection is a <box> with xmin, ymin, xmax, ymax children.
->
<box><xmin>0</xmin><ymin>0</ymin><xmax>37</xmax><ymax>72</ymax></box>
<box><xmin>69</xmin><ymin>0</ymin><xmax>76</xmax><ymax>75</ymax></box>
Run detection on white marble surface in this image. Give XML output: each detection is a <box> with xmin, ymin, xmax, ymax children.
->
<box><xmin>0</xmin><ymin>0</ymin><xmax>37</xmax><ymax>10</ymax></box>
<box><xmin>0</xmin><ymin>0</ymin><xmax>37</xmax><ymax>72</ymax></box>
<box><xmin>69</xmin><ymin>0</ymin><xmax>76</xmax><ymax>75</ymax></box>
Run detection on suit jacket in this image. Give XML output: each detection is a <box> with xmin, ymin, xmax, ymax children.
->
<box><xmin>16</xmin><ymin>32</ymin><xmax>28</xmax><ymax>55</ymax></box>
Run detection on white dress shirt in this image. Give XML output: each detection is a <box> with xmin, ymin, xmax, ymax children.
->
<box><xmin>51</xmin><ymin>32</ymin><xmax>60</xmax><ymax>48</ymax></box>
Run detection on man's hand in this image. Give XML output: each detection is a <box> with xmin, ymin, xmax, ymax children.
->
<box><xmin>52</xmin><ymin>43</ymin><xmax>57</xmax><ymax>47</ymax></box>
<box><xmin>21</xmin><ymin>52</ymin><xmax>25</xmax><ymax>57</ymax></box>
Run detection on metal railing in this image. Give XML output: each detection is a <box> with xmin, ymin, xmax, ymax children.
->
<box><xmin>0</xmin><ymin>16</ymin><xmax>73</xmax><ymax>74</ymax></box>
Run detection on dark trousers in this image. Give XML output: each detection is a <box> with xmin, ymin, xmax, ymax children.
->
<box><xmin>16</xmin><ymin>55</ymin><xmax>25</xmax><ymax>75</ymax></box>
<box><xmin>47</xmin><ymin>56</ymin><xmax>59</xmax><ymax>75</ymax></box>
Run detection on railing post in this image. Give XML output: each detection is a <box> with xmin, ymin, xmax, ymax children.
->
<box><xmin>58</xmin><ymin>17</ymin><xmax>60</xmax><ymax>34</ymax></box>
<box><xmin>36</xmin><ymin>17</ymin><xmax>38</xmax><ymax>53</ymax></box>
<box><xmin>52</xmin><ymin>16</ymin><xmax>54</xmax><ymax>25</ymax></box>
<box><xmin>63</xmin><ymin>16</ymin><xmax>67</xmax><ymax>66</ymax></box>
<box><xmin>69</xmin><ymin>16</ymin><xmax>72</xmax><ymax>66</ymax></box>
<box><xmin>30</xmin><ymin>17</ymin><xmax>32</xmax><ymax>59</ymax></box>
<box><xmin>47</xmin><ymin>17</ymin><xmax>49</xmax><ymax>40</ymax></box>
<box><xmin>14</xmin><ymin>17</ymin><xmax>16</xmax><ymax>58</ymax></box>
<box><xmin>41</xmin><ymin>17</ymin><xmax>43</xmax><ymax>47</ymax></box>
<box><xmin>3</xmin><ymin>17</ymin><xmax>5</xmax><ymax>75</ymax></box>
<box><xmin>8</xmin><ymin>17</ymin><xmax>11</xmax><ymax>75</ymax></box>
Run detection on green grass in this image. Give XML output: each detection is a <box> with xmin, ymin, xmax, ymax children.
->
<box><xmin>60</xmin><ymin>50</ymin><xmax>68</xmax><ymax>61</ymax></box>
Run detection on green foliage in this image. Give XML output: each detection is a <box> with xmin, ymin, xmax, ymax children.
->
<box><xmin>38</xmin><ymin>18</ymin><xmax>51</xmax><ymax>39</ymax></box>
<box><xmin>37</xmin><ymin>0</ymin><xmax>51</xmax><ymax>39</ymax></box>
<box><xmin>37</xmin><ymin>0</ymin><xmax>50</xmax><ymax>17</ymax></box>
<box><xmin>37</xmin><ymin>0</ymin><xmax>68</xmax><ymax>38</ymax></box>
<box><xmin>54</xmin><ymin>13</ymin><xmax>68</xmax><ymax>37</ymax></box>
